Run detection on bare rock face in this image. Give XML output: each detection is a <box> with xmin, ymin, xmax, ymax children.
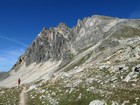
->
<box><xmin>10</xmin><ymin>15</ymin><xmax>140</xmax><ymax>76</ymax></box>
<box><xmin>14</xmin><ymin>24</ymin><xmax>71</xmax><ymax>67</ymax></box>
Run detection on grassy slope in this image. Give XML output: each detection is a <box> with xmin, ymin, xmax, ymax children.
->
<box><xmin>0</xmin><ymin>87</ymin><xmax>22</xmax><ymax>105</ymax></box>
<box><xmin>26</xmin><ymin>67</ymin><xmax>140</xmax><ymax>105</ymax></box>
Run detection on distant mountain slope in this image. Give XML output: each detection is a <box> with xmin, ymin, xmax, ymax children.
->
<box><xmin>0</xmin><ymin>72</ymin><xmax>9</xmax><ymax>81</ymax></box>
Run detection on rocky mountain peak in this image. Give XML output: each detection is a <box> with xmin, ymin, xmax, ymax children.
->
<box><xmin>10</xmin><ymin>15</ymin><xmax>126</xmax><ymax>71</ymax></box>
<box><xmin>2</xmin><ymin>15</ymin><xmax>139</xmax><ymax>88</ymax></box>
<box><xmin>57</xmin><ymin>22</ymin><xmax>70</xmax><ymax>36</ymax></box>
<box><xmin>57</xmin><ymin>22</ymin><xmax>68</xmax><ymax>29</ymax></box>
<box><xmin>1</xmin><ymin>15</ymin><xmax>140</xmax><ymax>105</ymax></box>
<box><xmin>77</xmin><ymin>19</ymin><xmax>84</xmax><ymax>28</ymax></box>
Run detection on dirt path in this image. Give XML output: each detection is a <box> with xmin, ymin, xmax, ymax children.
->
<box><xmin>19</xmin><ymin>86</ymin><xmax>26</xmax><ymax>105</ymax></box>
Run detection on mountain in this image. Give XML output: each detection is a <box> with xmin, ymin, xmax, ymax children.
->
<box><xmin>0</xmin><ymin>72</ymin><xmax>9</xmax><ymax>81</ymax></box>
<box><xmin>0</xmin><ymin>15</ymin><xmax>140</xmax><ymax>104</ymax></box>
<box><xmin>0</xmin><ymin>15</ymin><xmax>140</xmax><ymax>86</ymax></box>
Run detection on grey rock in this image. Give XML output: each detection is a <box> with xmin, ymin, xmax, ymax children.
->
<box><xmin>8</xmin><ymin>15</ymin><xmax>140</xmax><ymax>78</ymax></box>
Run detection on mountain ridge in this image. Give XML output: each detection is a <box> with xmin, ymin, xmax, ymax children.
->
<box><xmin>0</xmin><ymin>15</ymin><xmax>140</xmax><ymax>88</ymax></box>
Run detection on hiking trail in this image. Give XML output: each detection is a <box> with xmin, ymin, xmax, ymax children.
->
<box><xmin>19</xmin><ymin>86</ymin><xmax>26</xmax><ymax>105</ymax></box>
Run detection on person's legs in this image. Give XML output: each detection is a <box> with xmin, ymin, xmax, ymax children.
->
<box><xmin>18</xmin><ymin>82</ymin><xmax>20</xmax><ymax>87</ymax></box>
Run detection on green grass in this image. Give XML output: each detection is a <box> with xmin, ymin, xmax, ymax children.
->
<box><xmin>26</xmin><ymin>92</ymin><xmax>43</xmax><ymax>105</ymax></box>
<box><xmin>26</xmin><ymin>75</ymin><xmax>140</xmax><ymax>105</ymax></box>
<box><xmin>26</xmin><ymin>81</ymin><xmax>105</xmax><ymax>105</ymax></box>
<box><xmin>0</xmin><ymin>87</ymin><xmax>22</xmax><ymax>105</ymax></box>
<box><xmin>105</xmin><ymin>88</ymin><xmax>140</xmax><ymax>104</ymax></box>
<box><xmin>26</xmin><ymin>59</ymin><xmax>140</xmax><ymax>105</ymax></box>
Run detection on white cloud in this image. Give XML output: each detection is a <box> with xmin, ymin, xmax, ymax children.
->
<box><xmin>0</xmin><ymin>35</ymin><xmax>28</xmax><ymax>47</ymax></box>
<box><xmin>0</xmin><ymin>49</ymin><xmax>25</xmax><ymax>71</ymax></box>
<box><xmin>0</xmin><ymin>35</ymin><xmax>27</xmax><ymax>71</ymax></box>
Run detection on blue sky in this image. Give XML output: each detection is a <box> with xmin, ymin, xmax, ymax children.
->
<box><xmin>0</xmin><ymin>0</ymin><xmax>140</xmax><ymax>71</ymax></box>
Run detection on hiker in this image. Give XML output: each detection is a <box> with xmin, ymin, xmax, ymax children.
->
<box><xmin>18</xmin><ymin>78</ymin><xmax>21</xmax><ymax>87</ymax></box>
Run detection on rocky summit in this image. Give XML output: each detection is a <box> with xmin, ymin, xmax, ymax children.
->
<box><xmin>0</xmin><ymin>15</ymin><xmax>140</xmax><ymax>105</ymax></box>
